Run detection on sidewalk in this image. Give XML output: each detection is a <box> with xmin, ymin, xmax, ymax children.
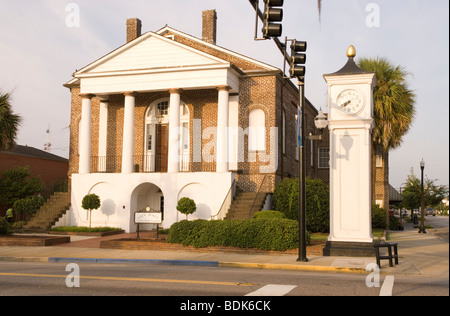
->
<box><xmin>1</xmin><ymin>221</ymin><xmax>448</xmax><ymax>276</ymax></box>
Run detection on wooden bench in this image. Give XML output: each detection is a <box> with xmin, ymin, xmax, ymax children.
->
<box><xmin>374</xmin><ymin>242</ymin><xmax>399</xmax><ymax>268</ymax></box>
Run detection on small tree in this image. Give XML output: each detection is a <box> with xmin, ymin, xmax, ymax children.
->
<box><xmin>82</xmin><ymin>194</ymin><xmax>101</xmax><ymax>228</ymax></box>
<box><xmin>176</xmin><ymin>197</ymin><xmax>197</xmax><ymax>220</ymax></box>
<box><xmin>0</xmin><ymin>166</ymin><xmax>44</xmax><ymax>207</ymax></box>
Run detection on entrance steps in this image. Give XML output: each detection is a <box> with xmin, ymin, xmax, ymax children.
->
<box><xmin>225</xmin><ymin>190</ymin><xmax>267</xmax><ymax>220</ymax></box>
<box><xmin>21</xmin><ymin>192</ymin><xmax>71</xmax><ymax>233</ymax></box>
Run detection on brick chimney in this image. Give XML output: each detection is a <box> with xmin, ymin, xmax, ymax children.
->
<box><xmin>127</xmin><ymin>18</ymin><xmax>142</xmax><ymax>43</ymax></box>
<box><xmin>202</xmin><ymin>10</ymin><xmax>217</xmax><ymax>45</ymax></box>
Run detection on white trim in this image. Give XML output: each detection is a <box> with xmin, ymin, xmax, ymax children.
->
<box><xmin>156</xmin><ymin>26</ymin><xmax>279</xmax><ymax>72</ymax></box>
<box><xmin>75</xmin><ymin>63</ymin><xmax>232</xmax><ymax>78</ymax></box>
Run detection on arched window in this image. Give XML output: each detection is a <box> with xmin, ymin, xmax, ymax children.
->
<box><xmin>248</xmin><ymin>109</ymin><xmax>266</xmax><ymax>152</ymax></box>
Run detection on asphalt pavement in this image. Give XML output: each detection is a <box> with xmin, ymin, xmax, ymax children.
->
<box><xmin>0</xmin><ymin>217</ymin><xmax>448</xmax><ymax>276</ymax></box>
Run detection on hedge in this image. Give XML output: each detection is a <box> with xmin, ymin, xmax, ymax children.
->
<box><xmin>273</xmin><ymin>177</ymin><xmax>330</xmax><ymax>233</ymax></box>
<box><xmin>167</xmin><ymin>218</ymin><xmax>310</xmax><ymax>251</ymax></box>
<box><xmin>252</xmin><ymin>210</ymin><xmax>286</xmax><ymax>219</ymax></box>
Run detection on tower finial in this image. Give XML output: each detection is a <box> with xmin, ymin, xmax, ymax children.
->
<box><xmin>347</xmin><ymin>45</ymin><xmax>356</xmax><ymax>58</ymax></box>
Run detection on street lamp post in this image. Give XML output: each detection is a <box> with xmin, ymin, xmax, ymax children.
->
<box><xmin>299</xmin><ymin>109</ymin><xmax>328</xmax><ymax>262</ymax></box>
<box><xmin>419</xmin><ymin>159</ymin><xmax>427</xmax><ymax>233</ymax></box>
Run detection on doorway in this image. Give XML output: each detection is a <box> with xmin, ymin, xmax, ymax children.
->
<box><xmin>156</xmin><ymin>124</ymin><xmax>168</xmax><ymax>173</ymax></box>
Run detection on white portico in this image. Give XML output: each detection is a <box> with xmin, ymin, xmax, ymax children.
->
<box><xmin>64</xmin><ymin>29</ymin><xmax>244</xmax><ymax>232</ymax></box>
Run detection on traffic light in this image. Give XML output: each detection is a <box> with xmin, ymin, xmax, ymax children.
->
<box><xmin>262</xmin><ymin>0</ymin><xmax>284</xmax><ymax>38</ymax></box>
<box><xmin>290</xmin><ymin>40</ymin><xmax>307</xmax><ymax>79</ymax></box>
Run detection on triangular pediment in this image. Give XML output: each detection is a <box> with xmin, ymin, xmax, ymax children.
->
<box><xmin>76</xmin><ymin>32</ymin><xmax>229</xmax><ymax>75</ymax></box>
<box><xmin>157</xmin><ymin>26</ymin><xmax>279</xmax><ymax>72</ymax></box>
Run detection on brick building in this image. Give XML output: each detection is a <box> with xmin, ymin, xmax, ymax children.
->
<box><xmin>0</xmin><ymin>145</ymin><xmax>68</xmax><ymax>188</ymax></box>
<box><xmin>63</xmin><ymin>10</ymin><xmax>328</xmax><ymax>232</ymax></box>
<box><xmin>0</xmin><ymin>145</ymin><xmax>68</xmax><ymax>216</ymax></box>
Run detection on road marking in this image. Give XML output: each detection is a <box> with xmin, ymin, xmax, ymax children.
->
<box><xmin>246</xmin><ymin>284</ymin><xmax>297</xmax><ymax>296</ymax></box>
<box><xmin>380</xmin><ymin>275</ymin><xmax>395</xmax><ymax>296</ymax></box>
<box><xmin>0</xmin><ymin>272</ymin><xmax>254</xmax><ymax>287</ymax></box>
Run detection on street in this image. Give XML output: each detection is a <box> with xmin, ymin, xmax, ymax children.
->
<box><xmin>0</xmin><ymin>261</ymin><xmax>448</xmax><ymax>298</ymax></box>
<box><xmin>0</xmin><ymin>216</ymin><xmax>448</xmax><ymax>299</ymax></box>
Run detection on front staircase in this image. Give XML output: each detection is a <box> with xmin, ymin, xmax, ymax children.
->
<box><xmin>22</xmin><ymin>191</ymin><xmax>71</xmax><ymax>232</ymax></box>
<box><xmin>225</xmin><ymin>190</ymin><xmax>267</xmax><ymax>220</ymax></box>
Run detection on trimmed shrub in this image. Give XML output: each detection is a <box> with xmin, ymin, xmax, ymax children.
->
<box><xmin>253</xmin><ymin>211</ymin><xmax>286</xmax><ymax>219</ymax></box>
<box><xmin>371</xmin><ymin>204</ymin><xmax>402</xmax><ymax>230</ymax></box>
<box><xmin>273</xmin><ymin>177</ymin><xmax>330</xmax><ymax>233</ymax></box>
<box><xmin>273</xmin><ymin>178</ymin><xmax>298</xmax><ymax>220</ymax></box>
<box><xmin>372</xmin><ymin>204</ymin><xmax>387</xmax><ymax>228</ymax></box>
<box><xmin>0</xmin><ymin>218</ymin><xmax>11</xmax><ymax>235</ymax></box>
<box><xmin>167</xmin><ymin>218</ymin><xmax>310</xmax><ymax>251</ymax></box>
<box><xmin>305</xmin><ymin>178</ymin><xmax>330</xmax><ymax>233</ymax></box>
<box><xmin>13</xmin><ymin>195</ymin><xmax>45</xmax><ymax>221</ymax></box>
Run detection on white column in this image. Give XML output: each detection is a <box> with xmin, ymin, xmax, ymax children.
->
<box><xmin>98</xmin><ymin>96</ymin><xmax>109</xmax><ymax>172</ymax></box>
<box><xmin>122</xmin><ymin>92</ymin><xmax>136</xmax><ymax>174</ymax></box>
<box><xmin>216</xmin><ymin>86</ymin><xmax>230</xmax><ymax>173</ymax></box>
<box><xmin>168</xmin><ymin>89</ymin><xmax>181</xmax><ymax>173</ymax></box>
<box><xmin>79</xmin><ymin>94</ymin><xmax>94</xmax><ymax>174</ymax></box>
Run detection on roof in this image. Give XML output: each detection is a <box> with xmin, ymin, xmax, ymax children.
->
<box><xmin>389</xmin><ymin>184</ymin><xmax>403</xmax><ymax>202</ymax></box>
<box><xmin>324</xmin><ymin>57</ymin><xmax>375</xmax><ymax>77</ymax></box>
<box><xmin>0</xmin><ymin>145</ymin><xmax>68</xmax><ymax>163</ymax></box>
<box><xmin>156</xmin><ymin>26</ymin><xmax>279</xmax><ymax>72</ymax></box>
<box><xmin>64</xmin><ymin>24</ymin><xmax>280</xmax><ymax>88</ymax></box>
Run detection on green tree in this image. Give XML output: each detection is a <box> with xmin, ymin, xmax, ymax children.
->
<box><xmin>82</xmin><ymin>194</ymin><xmax>101</xmax><ymax>228</ymax></box>
<box><xmin>0</xmin><ymin>90</ymin><xmax>22</xmax><ymax>151</ymax></box>
<box><xmin>0</xmin><ymin>166</ymin><xmax>45</xmax><ymax>207</ymax></box>
<box><xmin>358</xmin><ymin>57</ymin><xmax>416</xmax><ymax>151</ymax></box>
<box><xmin>317</xmin><ymin>0</ymin><xmax>322</xmax><ymax>22</ymax></box>
<box><xmin>402</xmin><ymin>171</ymin><xmax>421</xmax><ymax>218</ymax></box>
<box><xmin>176</xmin><ymin>197</ymin><xmax>197</xmax><ymax>220</ymax></box>
<box><xmin>358</xmin><ymin>58</ymin><xmax>416</xmax><ymax>228</ymax></box>
<box><xmin>401</xmin><ymin>169</ymin><xmax>447</xmax><ymax>218</ymax></box>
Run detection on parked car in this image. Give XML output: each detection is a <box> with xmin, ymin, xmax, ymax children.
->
<box><xmin>426</xmin><ymin>208</ymin><xmax>436</xmax><ymax>216</ymax></box>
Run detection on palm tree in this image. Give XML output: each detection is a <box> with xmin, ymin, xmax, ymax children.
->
<box><xmin>317</xmin><ymin>0</ymin><xmax>322</xmax><ymax>22</ymax></box>
<box><xmin>358</xmin><ymin>58</ymin><xmax>416</xmax><ymax>227</ymax></box>
<box><xmin>358</xmin><ymin>57</ymin><xmax>416</xmax><ymax>151</ymax></box>
<box><xmin>0</xmin><ymin>90</ymin><xmax>22</xmax><ymax>151</ymax></box>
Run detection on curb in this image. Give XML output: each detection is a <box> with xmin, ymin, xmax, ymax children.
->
<box><xmin>48</xmin><ymin>257</ymin><xmax>219</xmax><ymax>267</ymax></box>
<box><xmin>1</xmin><ymin>256</ymin><xmax>368</xmax><ymax>274</ymax></box>
<box><xmin>219</xmin><ymin>262</ymin><xmax>369</xmax><ymax>274</ymax></box>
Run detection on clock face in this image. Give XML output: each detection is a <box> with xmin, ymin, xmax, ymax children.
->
<box><xmin>336</xmin><ymin>89</ymin><xmax>365</xmax><ymax>115</ymax></box>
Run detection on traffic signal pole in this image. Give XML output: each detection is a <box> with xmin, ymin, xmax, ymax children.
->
<box><xmin>249</xmin><ymin>0</ymin><xmax>291</xmax><ymax>64</ymax></box>
<box><xmin>248</xmin><ymin>0</ymin><xmax>308</xmax><ymax>262</ymax></box>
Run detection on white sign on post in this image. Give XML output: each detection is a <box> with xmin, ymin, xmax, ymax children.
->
<box><xmin>134</xmin><ymin>211</ymin><xmax>162</xmax><ymax>224</ymax></box>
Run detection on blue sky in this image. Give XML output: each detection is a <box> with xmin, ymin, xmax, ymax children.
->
<box><xmin>0</xmin><ymin>0</ymin><xmax>448</xmax><ymax>190</ymax></box>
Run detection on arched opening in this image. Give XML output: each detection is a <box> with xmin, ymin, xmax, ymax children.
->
<box><xmin>130</xmin><ymin>182</ymin><xmax>164</xmax><ymax>232</ymax></box>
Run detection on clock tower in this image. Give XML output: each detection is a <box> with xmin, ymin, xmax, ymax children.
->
<box><xmin>323</xmin><ymin>46</ymin><xmax>377</xmax><ymax>257</ymax></box>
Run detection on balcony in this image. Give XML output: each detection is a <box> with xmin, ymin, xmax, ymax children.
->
<box><xmin>90</xmin><ymin>154</ymin><xmax>192</xmax><ymax>174</ymax></box>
